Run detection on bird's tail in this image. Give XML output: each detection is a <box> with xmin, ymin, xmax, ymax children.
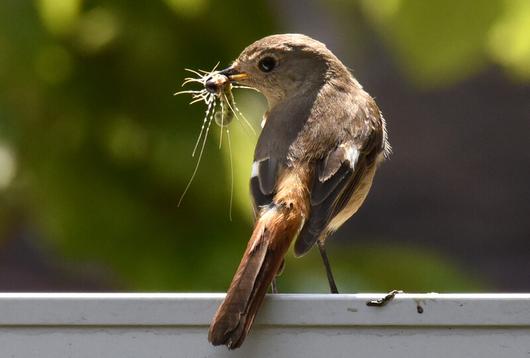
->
<box><xmin>208</xmin><ymin>202</ymin><xmax>305</xmax><ymax>349</ymax></box>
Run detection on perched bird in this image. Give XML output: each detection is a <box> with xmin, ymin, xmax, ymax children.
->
<box><xmin>208</xmin><ymin>34</ymin><xmax>390</xmax><ymax>349</ymax></box>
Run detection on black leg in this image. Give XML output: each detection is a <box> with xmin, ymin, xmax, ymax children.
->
<box><xmin>366</xmin><ymin>290</ymin><xmax>403</xmax><ymax>307</ymax></box>
<box><xmin>317</xmin><ymin>240</ymin><xmax>339</xmax><ymax>294</ymax></box>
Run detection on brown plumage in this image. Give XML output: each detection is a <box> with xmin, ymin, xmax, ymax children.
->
<box><xmin>208</xmin><ymin>167</ymin><xmax>310</xmax><ymax>348</ymax></box>
<box><xmin>207</xmin><ymin>34</ymin><xmax>389</xmax><ymax>349</ymax></box>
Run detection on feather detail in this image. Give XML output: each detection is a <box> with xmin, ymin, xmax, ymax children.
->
<box><xmin>209</xmin><ymin>168</ymin><xmax>310</xmax><ymax>349</ymax></box>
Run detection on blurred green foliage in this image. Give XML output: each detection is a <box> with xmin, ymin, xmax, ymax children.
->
<box><xmin>0</xmin><ymin>0</ymin><xmax>528</xmax><ymax>291</ymax></box>
<box><xmin>359</xmin><ymin>0</ymin><xmax>530</xmax><ymax>85</ymax></box>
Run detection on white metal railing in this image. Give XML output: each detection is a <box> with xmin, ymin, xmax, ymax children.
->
<box><xmin>0</xmin><ymin>293</ymin><xmax>529</xmax><ymax>357</ymax></box>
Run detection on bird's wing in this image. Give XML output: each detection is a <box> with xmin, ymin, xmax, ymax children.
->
<box><xmin>293</xmin><ymin>104</ymin><xmax>384</xmax><ymax>257</ymax></box>
<box><xmin>249</xmin><ymin>157</ymin><xmax>278</xmax><ymax>217</ymax></box>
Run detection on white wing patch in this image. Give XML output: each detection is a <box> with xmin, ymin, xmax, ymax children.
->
<box><xmin>345</xmin><ymin>144</ymin><xmax>359</xmax><ymax>169</ymax></box>
<box><xmin>318</xmin><ymin>143</ymin><xmax>359</xmax><ymax>183</ymax></box>
<box><xmin>251</xmin><ymin>161</ymin><xmax>259</xmax><ymax>178</ymax></box>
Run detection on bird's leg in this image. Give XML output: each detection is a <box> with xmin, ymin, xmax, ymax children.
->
<box><xmin>270</xmin><ymin>278</ymin><xmax>278</xmax><ymax>294</ymax></box>
<box><xmin>366</xmin><ymin>290</ymin><xmax>403</xmax><ymax>307</ymax></box>
<box><xmin>317</xmin><ymin>240</ymin><xmax>339</xmax><ymax>294</ymax></box>
<box><xmin>270</xmin><ymin>259</ymin><xmax>285</xmax><ymax>293</ymax></box>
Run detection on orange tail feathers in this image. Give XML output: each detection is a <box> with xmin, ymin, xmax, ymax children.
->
<box><xmin>208</xmin><ymin>203</ymin><xmax>304</xmax><ymax>349</ymax></box>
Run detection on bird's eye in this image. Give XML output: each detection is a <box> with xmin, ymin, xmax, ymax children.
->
<box><xmin>258</xmin><ymin>56</ymin><xmax>276</xmax><ymax>72</ymax></box>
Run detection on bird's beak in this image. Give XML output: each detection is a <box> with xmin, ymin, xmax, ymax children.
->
<box><xmin>219</xmin><ymin>66</ymin><xmax>249</xmax><ymax>83</ymax></box>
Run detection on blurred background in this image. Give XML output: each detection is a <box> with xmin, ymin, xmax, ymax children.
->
<box><xmin>0</xmin><ymin>0</ymin><xmax>528</xmax><ymax>293</ymax></box>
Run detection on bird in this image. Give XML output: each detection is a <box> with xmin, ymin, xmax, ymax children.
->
<box><xmin>207</xmin><ymin>34</ymin><xmax>390</xmax><ymax>349</ymax></box>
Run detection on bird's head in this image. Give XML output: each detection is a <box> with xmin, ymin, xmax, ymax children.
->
<box><xmin>211</xmin><ymin>34</ymin><xmax>347</xmax><ymax>108</ymax></box>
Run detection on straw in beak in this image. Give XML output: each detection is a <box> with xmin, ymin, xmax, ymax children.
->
<box><xmin>219</xmin><ymin>66</ymin><xmax>249</xmax><ymax>83</ymax></box>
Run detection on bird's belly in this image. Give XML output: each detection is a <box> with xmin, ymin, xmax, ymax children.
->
<box><xmin>327</xmin><ymin>164</ymin><xmax>378</xmax><ymax>231</ymax></box>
